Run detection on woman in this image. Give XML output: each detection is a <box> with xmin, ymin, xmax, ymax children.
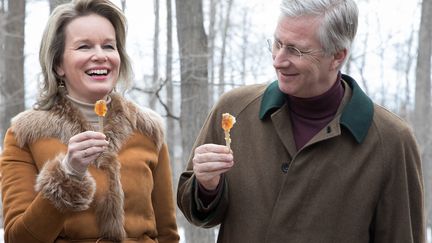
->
<box><xmin>0</xmin><ymin>0</ymin><xmax>179</xmax><ymax>242</ymax></box>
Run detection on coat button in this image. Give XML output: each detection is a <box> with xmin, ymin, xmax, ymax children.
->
<box><xmin>281</xmin><ymin>163</ymin><xmax>289</xmax><ymax>173</ymax></box>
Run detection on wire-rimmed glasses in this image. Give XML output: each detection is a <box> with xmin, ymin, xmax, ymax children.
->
<box><xmin>266</xmin><ymin>38</ymin><xmax>318</xmax><ymax>58</ymax></box>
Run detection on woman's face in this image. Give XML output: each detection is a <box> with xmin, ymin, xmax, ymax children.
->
<box><xmin>56</xmin><ymin>13</ymin><xmax>120</xmax><ymax>103</ymax></box>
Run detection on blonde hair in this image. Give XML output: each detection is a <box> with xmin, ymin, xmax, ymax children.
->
<box><xmin>36</xmin><ymin>0</ymin><xmax>133</xmax><ymax>110</ymax></box>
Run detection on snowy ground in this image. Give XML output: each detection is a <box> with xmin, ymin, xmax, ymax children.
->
<box><xmin>428</xmin><ymin>227</ymin><xmax>431</xmax><ymax>243</ymax></box>
<box><xmin>0</xmin><ymin>227</ymin><xmax>429</xmax><ymax>242</ymax></box>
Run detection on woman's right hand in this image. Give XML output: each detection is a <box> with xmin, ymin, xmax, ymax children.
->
<box><xmin>63</xmin><ymin>131</ymin><xmax>109</xmax><ymax>176</ymax></box>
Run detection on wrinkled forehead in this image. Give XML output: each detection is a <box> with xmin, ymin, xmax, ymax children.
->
<box><xmin>274</xmin><ymin>15</ymin><xmax>322</xmax><ymax>48</ymax></box>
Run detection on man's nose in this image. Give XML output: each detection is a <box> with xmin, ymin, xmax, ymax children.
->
<box><xmin>272</xmin><ymin>49</ymin><xmax>292</xmax><ymax>68</ymax></box>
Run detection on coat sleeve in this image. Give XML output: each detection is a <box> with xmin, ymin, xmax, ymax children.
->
<box><xmin>152</xmin><ymin>143</ymin><xmax>180</xmax><ymax>242</ymax></box>
<box><xmin>1</xmin><ymin>128</ymin><xmax>95</xmax><ymax>243</ymax></box>
<box><xmin>176</xmin><ymin>107</ymin><xmax>230</xmax><ymax>228</ymax></box>
<box><xmin>371</xmin><ymin>126</ymin><xmax>426</xmax><ymax>243</ymax></box>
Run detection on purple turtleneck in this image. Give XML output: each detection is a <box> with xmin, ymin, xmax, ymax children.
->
<box><xmin>288</xmin><ymin>76</ymin><xmax>344</xmax><ymax>150</ymax></box>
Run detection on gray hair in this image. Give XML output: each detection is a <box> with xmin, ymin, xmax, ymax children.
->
<box><xmin>36</xmin><ymin>0</ymin><xmax>133</xmax><ymax>110</ymax></box>
<box><xmin>279</xmin><ymin>0</ymin><xmax>358</xmax><ymax>55</ymax></box>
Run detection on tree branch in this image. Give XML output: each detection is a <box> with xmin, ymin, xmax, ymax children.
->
<box><xmin>131</xmin><ymin>78</ymin><xmax>180</xmax><ymax>120</ymax></box>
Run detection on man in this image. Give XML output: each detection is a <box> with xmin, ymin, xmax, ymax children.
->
<box><xmin>177</xmin><ymin>0</ymin><xmax>426</xmax><ymax>242</ymax></box>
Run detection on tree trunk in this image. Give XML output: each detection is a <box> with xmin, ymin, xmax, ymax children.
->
<box><xmin>240</xmin><ymin>8</ymin><xmax>249</xmax><ymax>85</ymax></box>
<box><xmin>1</xmin><ymin>0</ymin><xmax>25</xmax><ymax>144</ymax></box>
<box><xmin>150</xmin><ymin>0</ymin><xmax>160</xmax><ymax>109</ymax></box>
<box><xmin>166</xmin><ymin>0</ymin><xmax>175</xmax><ymax>173</ymax></box>
<box><xmin>399</xmin><ymin>30</ymin><xmax>415</xmax><ymax>121</ymax></box>
<box><xmin>0</xmin><ymin>4</ymin><xmax>5</xmax><ymax>125</ymax></box>
<box><xmin>176</xmin><ymin>0</ymin><xmax>214</xmax><ymax>242</ymax></box>
<box><xmin>358</xmin><ymin>30</ymin><xmax>370</xmax><ymax>95</ymax></box>
<box><xmin>218</xmin><ymin>0</ymin><xmax>234</xmax><ymax>97</ymax></box>
<box><xmin>49</xmin><ymin>0</ymin><xmax>70</xmax><ymax>12</ymax></box>
<box><xmin>165</xmin><ymin>0</ymin><xmax>182</xmax><ymax>238</ymax></box>
<box><xmin>120</xmin><ymin>0</ymin><xmax>126</xmax><ymax>12</ymax></box>
<box><xmin>414</xmin><ymin>0</ymin><xmax>432</xmax><ymax>230</ymax></box>
<box><xmin>0</xmin><ymin>0</ymin><xmax>6</xmax><ymax>228</ymax></box>
<box><xmin>208</xmin><ymin>0</ymin><xmax>217</xmax><ymax>106</ymax></box>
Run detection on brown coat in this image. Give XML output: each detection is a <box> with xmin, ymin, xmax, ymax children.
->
<box><xmin>1</xmin><ymin>93</ymin><xmax>179</xmax><ymax>243</ymax></box>
<box><xmin>177</xmin><ymin>75</ymin><xmax>425</xmax><ymax>243</ymax></box>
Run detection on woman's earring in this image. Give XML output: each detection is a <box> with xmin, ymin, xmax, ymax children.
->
<box><xmin>58</xmin><ymin>79</ymin><xmax>67</xmax><ymax>94</ymax></box>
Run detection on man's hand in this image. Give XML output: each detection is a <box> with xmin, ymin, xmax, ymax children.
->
<box><xmin>193</xmin><ymin>144</ymin><xmax>234</xmax><ymax>190</ymax></box>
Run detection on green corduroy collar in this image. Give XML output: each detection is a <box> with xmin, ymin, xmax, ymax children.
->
<box><xmin>258</xmin><ymin>74</ymin><xmax>374</xmax><ymax>143</ymax></box>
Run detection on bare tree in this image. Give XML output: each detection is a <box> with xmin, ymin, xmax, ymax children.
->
<box><xmin>0</xmin><ymin>0</ymin><xmax>26</xmax><ymax>144</ymax></box>
<box><xmin>393</xmin><ymin>28</ymin><xmax>415</xmax><ymax>121</ymax></box>
<box><xmin>176</xmin><ymin>0</ymin><xmax>214</xmax><ymax>241</ymax></box>
<box><xmin>239</xmin><ymin>8</ymin><xmax>249</xmax><ymax>85</ymax></box>
<box><xmin>0</xmin><ymin>1</ymin><xmax>5</xmax><ymax>113</ymax></box>
<box><xmin>0</xmin><ymin>0</ymin><xmax>6</xmax><ymax>227</ymax></box>
<box><xmin>120</xmin><ymin>0</ymin><xmax>126</xmax><ymax>12</ymax></box>
<box><xmin>402</xmin><ymin>29</ymin><xmax>415</xmax><ymax>122</ymax></box>
<box><xmin>207</xmin><ymin>0</ymin><xmax>217</xmax><ymax>106</ymax></box>
<box><xmin>349</xmin><ymin>28</ymin><xmax>370</xmax><ymax>95</ymax></box>
<box><xmin>166</xmin><ymin>0</ymin><xmax>175</xmax><ymax>166</ymax></box>
<box><xmin>150</xmin><ymin>0</ymin><xmax>160</xmax><ymax>109</ymax></box>
<box><xmin>164</xmin><ymin>0</ymin><xmax>184</xmax><ymax>237</ymax></box>
<box><xmin>414</xmin><ymin>0</ymin><xmax>432</xmax><ymax>231</ymax></box>
<box><xmin>49</xmin><ymin>0</ymin><xmax>70</xmax><ymax>12</ymax></box>
<box><xmin>217</xmin><ymin>0</ymin><xmax>234</xmax><ymax>97</ymax></box>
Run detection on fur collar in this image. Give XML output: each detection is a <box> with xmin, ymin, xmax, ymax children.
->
<box><xmin>11</xmin><ymin>93</ymin><xmax>165</xmax><ymax>241</ymax></box>
<box><xmin>11</xmin><ymin>93</ymin><xmax>165</xmax><ymax>151</ymax></box>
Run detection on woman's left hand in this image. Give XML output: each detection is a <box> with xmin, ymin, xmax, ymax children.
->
<box><xmin>64</xmin><ymin>131</ymin><xmax>109</xmax><ymax>175</ymax></box>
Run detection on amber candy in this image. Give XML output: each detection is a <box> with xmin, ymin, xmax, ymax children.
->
<box><xmin>94</xmin><ymin>100</ymin><xmax>107</xmax><ymax>117</ymax></box>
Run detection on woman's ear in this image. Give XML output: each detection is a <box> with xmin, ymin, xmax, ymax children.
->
<box><xmin>55</xmin><ymin>65</ymin><xmax>65</xmax><ymax>77</ymax></box>
<box><xmin>331</xmin><ymin>49</ymin><xmax>348</xmax><ymax>70</ymax></box>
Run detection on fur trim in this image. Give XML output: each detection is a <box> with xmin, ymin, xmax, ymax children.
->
<box><xmin>11</xmin><ymin>105</ymin><xmax>88</xmax><ymax>148</ymax></box>
<box><xmin>35</xmin><ymin>153</ymin><xmax>96</xmax><ymax>211</ymax></box>
<box><xmin>11</xmin><ymin>93</ymin><xmax>164</xmax><ymax>241</ymax></box>
<box><xmin>106</xmin><ymin>93</ymin><xmax>165</xmax><ymax>151</ymax></box>
<box><xmin>136</xmin><ymin>106</ymin><xmax>165</xmax><ymax>150</ymax></box>
<box><xmin>95</xmin><ymin>152</ymin><xmax>126</xmax><ymax>240</ymax></box>
<box><xmin>11</xmin><ymin>93</ymin><xmax>165</xmax><ymax>150</ymax></box>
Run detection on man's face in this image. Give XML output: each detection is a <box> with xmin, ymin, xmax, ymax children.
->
<box><xmin>272</xmin><ymin>15</ymin><xmax>343</xmax><ymax>98</ymax></box>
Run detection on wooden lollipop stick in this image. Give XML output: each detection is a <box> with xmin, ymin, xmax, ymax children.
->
<box><xmin>221</xmin><ymin>113</ymin><xmax>236</xmax><ymax>149</ymax></box>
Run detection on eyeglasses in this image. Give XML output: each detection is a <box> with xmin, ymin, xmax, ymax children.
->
<box><xmin>266</xmin><ymin>39</ymin><xmax>319</xmax><ymax>58</ymax></box>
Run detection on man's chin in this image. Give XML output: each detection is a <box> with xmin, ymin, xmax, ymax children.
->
<box><xmin>277</xmin><ymin>81</ymin><xmax>295</xmax><ymax>96</ymax></box>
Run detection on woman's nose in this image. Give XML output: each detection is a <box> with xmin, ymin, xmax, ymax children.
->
<box><xmin>91</xmin><ymin>47</ymin><xmax>108</xmax><ymax>62</ymax></box>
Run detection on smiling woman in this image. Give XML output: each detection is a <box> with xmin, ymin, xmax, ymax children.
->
<box><xmin>0</xmin><ymin>0</ymin><xmax>179</xmax><ymax>242</ymax></box>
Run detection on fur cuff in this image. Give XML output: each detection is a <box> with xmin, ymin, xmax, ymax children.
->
<box><xmin>35</xmin><ymin>153</ymin><xmax>96</xmax><ymax>211</ymax></box>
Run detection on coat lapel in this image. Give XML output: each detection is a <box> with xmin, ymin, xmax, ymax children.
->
<box><xmin>271</xmin><ymin>103</ymin><xmax>297</xmax><ymax>157</ymax></box>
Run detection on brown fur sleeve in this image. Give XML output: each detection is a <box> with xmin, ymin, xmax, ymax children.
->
<box><xmin>35</xmin><ymin>153</ymin><xmax>96</xmax><ymax>211</ymax></box>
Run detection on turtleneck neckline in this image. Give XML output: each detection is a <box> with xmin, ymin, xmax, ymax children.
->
<box><xmin>66</xmin><ymin>95</ymin><xmax>112</xmax><ymax>129</ymax></box>
<box><xmin>288</xmin><ymin>76</ymin><xmax>344</xmax><ymax>120</ymax></box>
<box><xmin>287</xmin><ymin>74</ymin><xmax>344</xmax><ymax>150</ymax></box>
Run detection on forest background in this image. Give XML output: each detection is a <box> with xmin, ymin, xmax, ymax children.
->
<box><xmin>0</xmin><ymin>0</ymin><xmax>431</xmax><ymax>242</ymax></box>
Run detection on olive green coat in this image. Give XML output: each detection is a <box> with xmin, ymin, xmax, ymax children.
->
<box><xmin>177</xmin><ymin>75</ymin><xmax>425</xmax><ymax>243</ymax></box>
